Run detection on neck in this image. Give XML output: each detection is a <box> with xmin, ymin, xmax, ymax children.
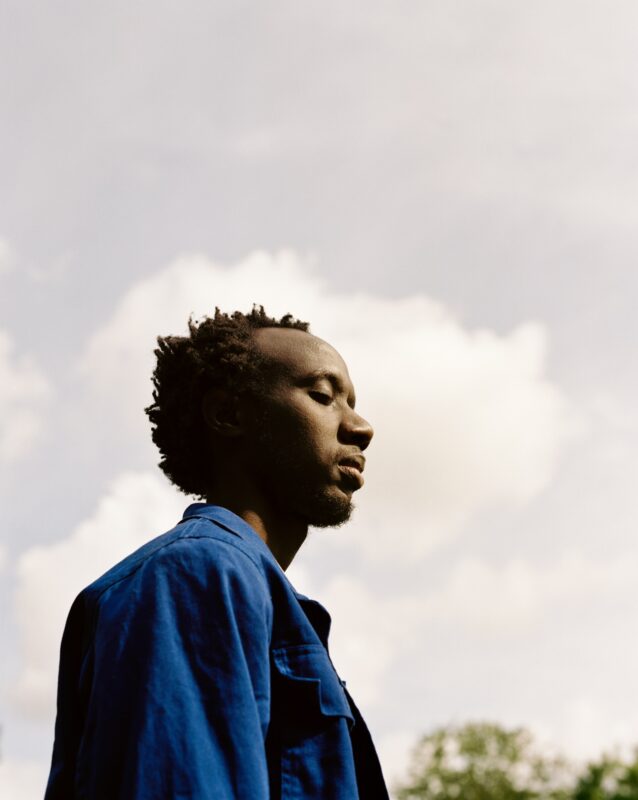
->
<box><xmin>206</xmin><ymin>481</ymin><xmax>308</xmax><ymax>571</ymax></box>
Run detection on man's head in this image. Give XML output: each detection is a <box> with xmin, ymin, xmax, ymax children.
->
<box><xmin>146</xmin><ymin>306</ymin><xmax>373</xmax><ymax>527</ymax></box>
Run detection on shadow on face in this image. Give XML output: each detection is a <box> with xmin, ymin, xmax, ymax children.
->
<box><xmin>247</xmin><ymin>327</ymin><xmax>374</xmax><ymax>528</ymax></box>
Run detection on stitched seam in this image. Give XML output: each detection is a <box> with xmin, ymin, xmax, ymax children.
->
<box><xmin>91</xmin><ymin>533</ymin><xmax>268</xmax><ymax>606</ymax></box>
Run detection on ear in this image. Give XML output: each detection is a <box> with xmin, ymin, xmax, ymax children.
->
<box><xmin>201</xmin><ymin>388</ymin><xmax>243</xmax><ymax>438</ymax></box>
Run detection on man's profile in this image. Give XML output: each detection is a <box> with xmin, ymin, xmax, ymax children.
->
<box><xmin>45</xmin><ymin>306</ymin><xmax>389</xmax><ymax>799</ymax></box>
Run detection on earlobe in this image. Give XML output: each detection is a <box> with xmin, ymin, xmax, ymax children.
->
<box><xmin>201</xmin><ymin>388</ymin><xmax>243</xmax><ymax>438</ymax></box>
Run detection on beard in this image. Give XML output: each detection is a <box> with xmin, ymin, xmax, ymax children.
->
<box><xmin>253</xmin><ymin>426</ymin><xmax>354</xmax><ymax>528</ymax></box>
<box><xmin>268</xmin><ymin>454</ymin><xmax>354</xmax><ymax>528</ymax></box>
<box><xmin>300</xmin><ymin>483</ymin><xmax>353</xmax><ymax>528</ymax></box>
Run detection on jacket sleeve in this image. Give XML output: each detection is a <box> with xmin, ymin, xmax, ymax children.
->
<box><xmin>46</xmin><ymin>536</ymin><xmax>273</xmax><ymax>800</ymax></box>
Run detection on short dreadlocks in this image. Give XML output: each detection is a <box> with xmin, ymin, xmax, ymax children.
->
<box><xmin>145</xmin><ymin>306</ymin><xmax>309</xmax><ymax>499</ymax></box>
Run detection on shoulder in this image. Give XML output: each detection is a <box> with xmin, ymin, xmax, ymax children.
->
<box><xmin>84</xmin><ymin>517</ymin><xmax>270</xmax><ymax>610</ymax></box>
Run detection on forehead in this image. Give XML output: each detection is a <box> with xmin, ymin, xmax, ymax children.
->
<box><xmin>252</xmin><ymin>327</ymin><xmax>350</xmax><ymax>382</ymax></box>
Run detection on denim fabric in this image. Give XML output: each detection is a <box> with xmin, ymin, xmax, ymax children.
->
<box><xmin>45</xmin><ymin>504</ymin><xmax>389</xmax><ymax>799</ymax></box>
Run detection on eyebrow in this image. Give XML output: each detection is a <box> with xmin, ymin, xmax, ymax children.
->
<box><xmin>299</xmin><ymin>370</ymin><xmax>357</xmax><ymax>408</ymax></box>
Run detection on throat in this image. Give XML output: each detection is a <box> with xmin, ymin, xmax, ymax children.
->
<box><xmin>205</xmin><ymin>485</ymin><xmax>309</xmax><ymax>571</ymax></box>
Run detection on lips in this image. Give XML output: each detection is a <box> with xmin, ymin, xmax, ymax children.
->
<box><xmin>337</xmin><ymin>453</ymin><xmax>365</xmax><ymax>489</ymax></box>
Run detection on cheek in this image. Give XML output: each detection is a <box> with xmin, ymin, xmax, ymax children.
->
<box><xmin>284</xmin><ymin>416</ymin><xmax>325</xmax><ymax>454</ymax></box>
<box><xmin>258</xmin><ymin>395</ymin><xmax>337</xmax><ymax>461</ymax></box>
<box><xmin>301</xmin><ymin>422</ymin><xmax>339</xmax><ymax>471</ymax></box>
<box><xmin>280</xmin><ymin>414</ymin><xmax>334</xmax><ymax>464</ymax></box>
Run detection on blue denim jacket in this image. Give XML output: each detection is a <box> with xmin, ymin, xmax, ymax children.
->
<box><xmin>45</xmin><ymin>504</ymin><xmax>389</xmax><ymax>799</ymax></box>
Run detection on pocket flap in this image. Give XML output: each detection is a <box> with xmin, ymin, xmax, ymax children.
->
<box><xmin>272</xmin><ymin>644</ymin><xmax>353</xmax><ymax>722</ymax></box>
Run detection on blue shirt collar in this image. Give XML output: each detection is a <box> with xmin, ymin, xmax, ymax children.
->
<box><xmin>181</xmin><ymin>504</ymin><xmax>332</xmax><ymax>642</ymax></box>
<box><xmin>182</xmin><ymin>502</ymin><xmax>281</xmax><ymax>566</ymax></box>
<box><xmin>184</xmin><ymin>503</ymin><xmax>334</xmax><ymax>649</ymax></box>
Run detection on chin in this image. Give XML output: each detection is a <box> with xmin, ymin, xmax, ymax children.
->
<box><xmin>305</xmin><ymin>488</ymin><xmax>354</xmax><ymax>528</ymax></box>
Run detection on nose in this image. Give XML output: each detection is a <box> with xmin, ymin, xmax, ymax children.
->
<box><xmin>340</xmin><ymin>408</ymin><xmax>374</xmax><ymax>451</ymax></box>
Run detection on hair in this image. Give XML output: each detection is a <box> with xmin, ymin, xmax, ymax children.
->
<box><xmin>145</xmin><ymin>305</ymin><xmax>309</xmax><ymax>499</ymax></box>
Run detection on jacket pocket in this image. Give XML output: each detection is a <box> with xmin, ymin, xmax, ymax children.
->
<box><xmin>269</xmin><ymin>644</ymin><xmax>359</xmax><ymax>798</ymax></box>
<box><xmin>271</xmin><ymin>643</ymin><xmax>354</xmax><ymax>729</ymax></box>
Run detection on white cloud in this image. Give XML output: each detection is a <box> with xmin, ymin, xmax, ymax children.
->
<box><xmin>79</xmin><ymin>250</ymin><xmax>324</xmax><ymax>410</ymax></box>
<box><xmin>0</xmin><ymin>758</ymin><xmax>48</xmax><ymax>800</ymax></box>
<box><xmin>376</xmin><ymin>729</ymin><xmax>420</xmax><ymax>798</ymax></box>
<box><xmin>538</xmin><ymin>696</ymin><xmax>638</xmax><ymax>763</ymax></box>
<box><xmin>14</xmin><ymin>471</ymin><xmax>184</xmax><ymax>719</ymax></box>
<box><xmin>421</xmin><ymin>552</ymin><xmax>636</xmax><ymax>634</ymax></box>
<box><xmin>80</xmin><ymin>251</ymin><xmax>580</xmax><ymax>560</ymax></box>
<box><xmin>294</xmin><ymin>548</ymin><xmax>638</xmax><ymax>719</ymax></box>
<box><xmin>0</xmin><ymin>329</ymin><xmax>50</xmax><ymax>464</ymax></box>
<box><xmin>312</xmin><ymin>574</ymin><xmax>421</xmax><ymax>707</ymax></box>
<box><xmin>286</xmin><ymin>548</ymin><xmax>638</xmax><ymax>795</ymax></box>
<box><xmin>336</xmin><ymin>311</ymin><xmax>581</xmax><ymax>559</ymax></box>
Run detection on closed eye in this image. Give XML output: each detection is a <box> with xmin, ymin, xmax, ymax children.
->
<box><xmin>309</xmin><ymin>390</ymin><xmax>333</xmax><ymax>405</ymax></box>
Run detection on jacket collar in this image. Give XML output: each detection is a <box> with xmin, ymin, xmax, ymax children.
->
<box><xmin>182</xmin><ymin>503</ymin><xmax>333</xmax><ymax>644</ymax></box>
<box><xmin>182</xmin><ymin>502</ymin><xmax>280</xmax><ymax>566</ymax></box>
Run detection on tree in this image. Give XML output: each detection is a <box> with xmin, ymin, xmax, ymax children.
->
<box><xmin>396</xmin><ymin>722</ymin><xmax>573</xmax><ymax>800</ymax></box>
<box><xmin>572</xmin><ymin>751</ymin><xmax>638</xmax><ymax>800</ymax></box>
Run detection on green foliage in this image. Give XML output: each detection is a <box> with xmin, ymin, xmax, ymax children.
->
<box><xmin>572</xmin><ymin>751</ymin><xmax>638</xmax><ymax>800</ymax></box>
<box><xmin>396</xmin><ymin>722</ymin><xmax>573</xmax><ymax>800</ymax></box>
<box><xmin>396</xmin><ymin>723</ymin><xmax>638</xmax><ymax>800</ymax></box>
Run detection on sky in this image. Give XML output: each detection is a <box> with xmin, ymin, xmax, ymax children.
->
<box><xmin>1</xmin><ymin>1</ymin><xmax>638</xmax><ymax>797</ymax></box>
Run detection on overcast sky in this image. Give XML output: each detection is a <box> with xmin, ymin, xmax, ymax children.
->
<box><xmin>2</xmin><ymin>2</ymin><xmax>638</xmax><ymax>797</ymax></box>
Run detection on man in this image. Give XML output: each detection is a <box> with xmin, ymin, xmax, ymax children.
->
<box><xmin>45</xmin><ymin>306</ymin><xmax>389</xmax><ymax>799</ymax></box>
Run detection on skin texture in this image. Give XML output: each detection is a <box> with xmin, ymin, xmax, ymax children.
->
<box><xmin>203</xmin><ymin>328</ymin><xmax>374</xmax><ymax>570</ymax></box>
